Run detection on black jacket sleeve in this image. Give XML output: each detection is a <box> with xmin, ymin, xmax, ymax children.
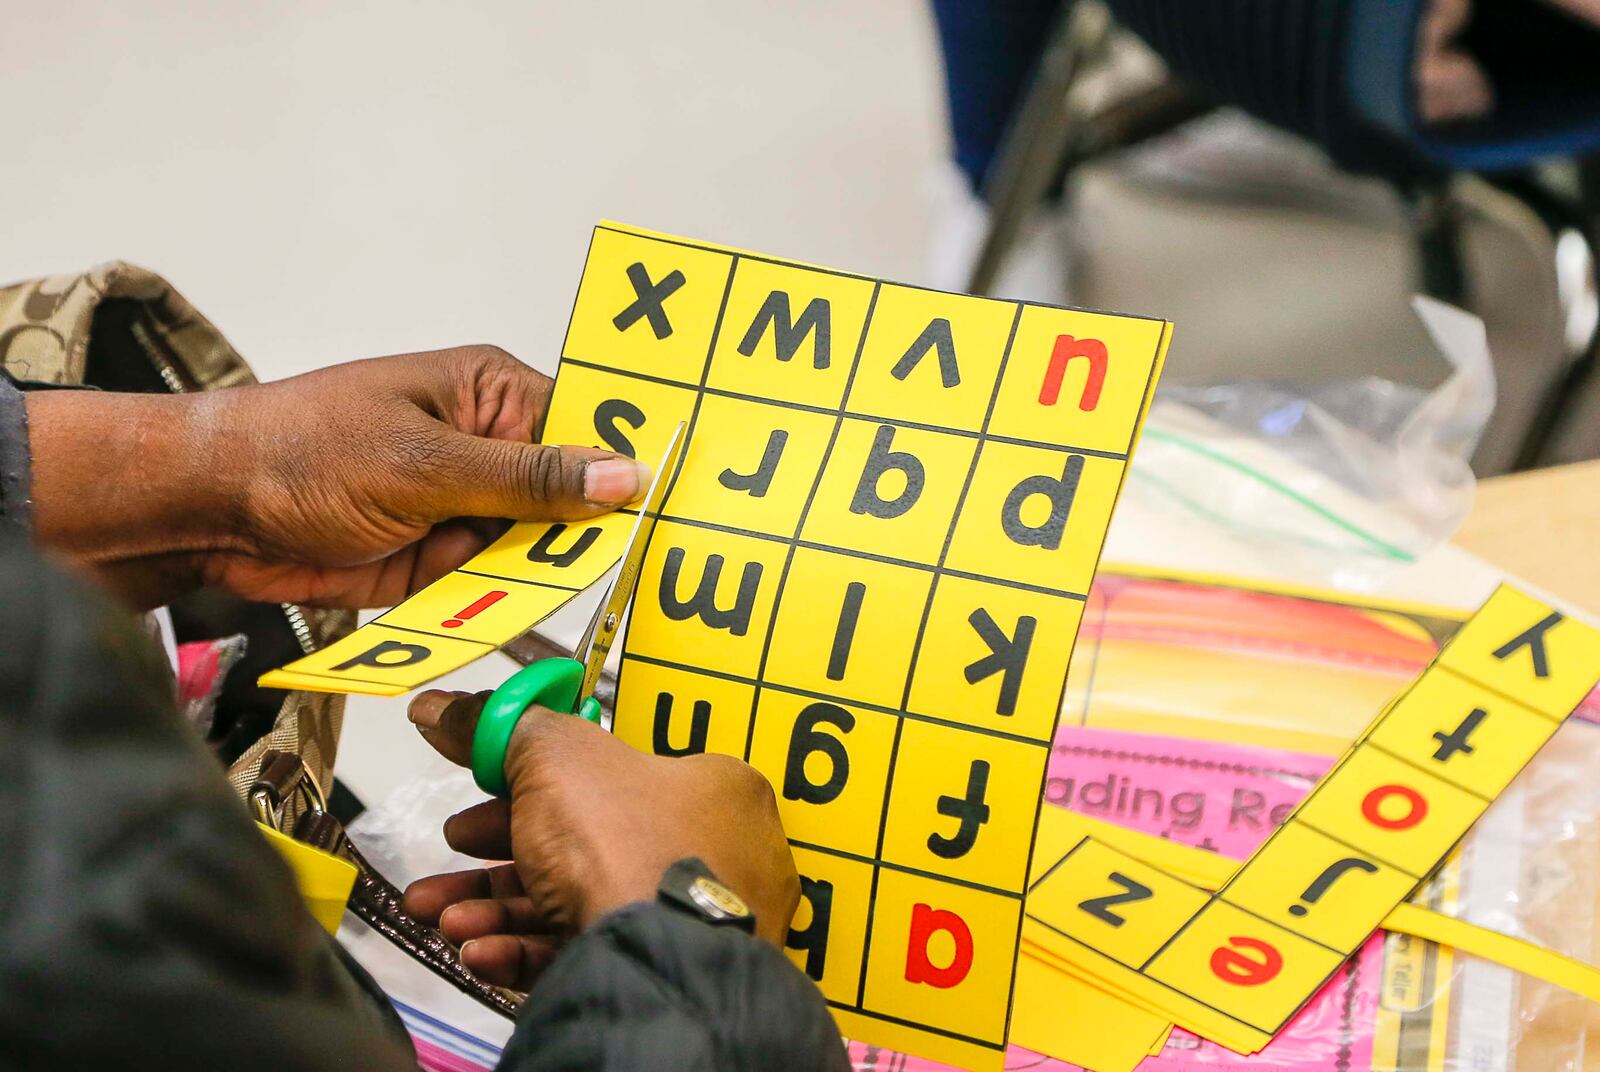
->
<box><xmin>0</xmin><ymin>534</ymin><xmax>850</xmax><ymax>1071</ymax></box>
<box><xmin>0</xmin><ymin>536</ymin><xmax>417</xmax><ymax>1071</ymax></box>
<box><xmin>0</xmin><ymin>371</ymin><xmax>31</xmax><ymax>538</ymax></box>
<box><xmin>500</xmin><ymin>903</ymin><xmax>850</xmax><ymax>1072</ymax></box>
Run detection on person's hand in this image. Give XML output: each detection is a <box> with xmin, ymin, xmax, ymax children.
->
<box><xmin>401</xmin><ymin>689</ymin><xmax>800</xmax><ymax>989</ymax></box>
<box><xmin>27</xmin><ymin>346</ymin><xmax>650</xmax><ymax>609</ymax></box>
<box><xmin>1417</xmin><ymin>0</ymin><xmax>1493</xmax><ymax>125</ymax></box>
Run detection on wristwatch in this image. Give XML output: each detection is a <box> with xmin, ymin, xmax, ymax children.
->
<box><xmin>656</xmin><ymin>857</ymin><xmax>757</xmax><ymax>933</ymax></box>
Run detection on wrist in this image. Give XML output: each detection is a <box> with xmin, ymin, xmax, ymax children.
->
<box><xmin>570</xmin><ymin>859</ymin><xmax>758</xmax><ymax>937</ymax></box>
<box><xmin>27</xmin><ymin>389</ymin><xmax>248</xmax><ymax>594</ymax></box>
<box><xmin>654</xmin><ymin>857</ymin><xmax>757</xmax><ymax>934</ymax></box>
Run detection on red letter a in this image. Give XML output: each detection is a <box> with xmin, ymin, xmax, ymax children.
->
<box><xmin>903</xmin><ymin>903</ymin><xmax>974</xmax><ymax>988</ymax></box>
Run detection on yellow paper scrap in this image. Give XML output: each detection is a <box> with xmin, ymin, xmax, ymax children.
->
<box><xmin>1011</xmin><ymin>955</ymin><xmax>1168</xmax><ymax>1072</ymax></box>
<box><xmin>1023</xmin><ymin>939</ymin><xmax>1182</xmax><ymax>1026</ymax></box>
<box><xmin>259</xmin><ymin>824</ymin><xmax>358</xmax><ymax>934</ymax></box>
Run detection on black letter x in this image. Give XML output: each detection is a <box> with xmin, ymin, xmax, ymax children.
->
<box><xmin>613</xmin><ymin>262</ymin><xmax>686</xmax><ymax>340</ymax></box>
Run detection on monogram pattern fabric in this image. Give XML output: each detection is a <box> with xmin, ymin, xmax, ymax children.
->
<box><xmin>0</xmin><ymin>261</ymin><xmax>352</xmax><ymax>798</ymax></box>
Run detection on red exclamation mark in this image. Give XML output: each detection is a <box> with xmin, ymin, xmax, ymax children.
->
<box><xmin>442</xmin><ymin>590</ymin><xmax>508</xmax><ymax>628</ymax></box>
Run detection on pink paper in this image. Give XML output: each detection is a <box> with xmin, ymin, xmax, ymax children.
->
<box><xmin>849</xmin><ymin>726</ymin><xmax>1382</xmax><ymax>1072</ymax></box>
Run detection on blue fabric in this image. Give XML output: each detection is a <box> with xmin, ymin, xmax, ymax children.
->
<box><xmin>932</xmin><ymin>0</ymin><xmax>1600</xmax><ymax>184</ymax></box>
<box><xmin>1100</xmin><ymin>0</ymin><xmax>1411</xmax><ymax>174</ymax></box>
<box><xmin>930</xmin><ymin>0</ymin><xmax>1061</xmax><ymax>192</ymax></box>
<box><xmin>1348</xmin><ymin>0</ymin><xmax>1600</xmax><ymax>171</ymax></box>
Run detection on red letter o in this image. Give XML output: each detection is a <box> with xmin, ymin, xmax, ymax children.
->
<box><xmin>1361</xmin><ymin>784</ymin><xmax>1427</xmax><ymax>830</ymax></box>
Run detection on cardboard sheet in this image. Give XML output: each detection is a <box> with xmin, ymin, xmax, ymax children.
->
<box><xmin>541</xmin><ymin>222</ymin><xmax>1173</xmax><ymax>1069</ymax></box>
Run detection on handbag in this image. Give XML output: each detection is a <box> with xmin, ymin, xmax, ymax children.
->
<box><xmin>0</xmin><ymin>261</ymin><xmax>542</xmax><ymax>1018</ymax></box>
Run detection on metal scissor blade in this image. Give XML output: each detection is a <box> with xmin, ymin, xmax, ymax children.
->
<box><xmin>573</xmin><ymin>421</ymin><xmax>688</xmax><ymax>698</ymax></box>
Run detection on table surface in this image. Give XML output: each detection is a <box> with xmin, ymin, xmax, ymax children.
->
<box><xmin>1454</xmin><ymin>459</ymin><xmax>1600</xmax><ymax>617</ymax></box>
<box><xmin>1455</xmin><ymin>459</ymin><xmax>1600</xmax><ymax>1072</ymax></box>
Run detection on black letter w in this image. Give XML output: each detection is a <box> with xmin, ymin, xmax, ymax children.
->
<box><xmin>737</xmin><ymin>290</ymin><xmax>832</xmax><ymax>369</ymax></box>
<box><xmin>659</xmin><ymin>547</ymin><xmax>764</xmax><ymax>636</ymax></box>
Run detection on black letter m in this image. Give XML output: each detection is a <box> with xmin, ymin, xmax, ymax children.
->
<box><xmin>737</xmin><ymin>290</ymin><xmax>832</xmax><ymax>369</ymax></box>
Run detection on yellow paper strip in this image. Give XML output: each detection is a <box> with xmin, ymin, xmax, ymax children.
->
<box><xmin>257</xmin><ymin>668</ymin><xmax>410</xmax><ymax>697</ymax></box>
<box><xmin>1384</xmin><ymin>903</ymin><xmax>1600</xmax><ymax>1004</ymax></box>
<box><xmin>1026</xmin><ymin>586</ymin><xmax>1600</xmax><ymax>1050</ymax></box>
<box><xmin>261</xmin><ymin>511</ymin><xmax>641</xmax><ymax>695</ymax></box>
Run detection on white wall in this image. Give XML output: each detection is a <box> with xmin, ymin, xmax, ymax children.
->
<box><xmin>0</xmin><ymin>1</ymin><xmax>946</xmax><ymax>801</ymax></box>
<box><xmin>1</xmin><ymin>2</ymin><xmax>942</xmax><ymax>379</ymax></box>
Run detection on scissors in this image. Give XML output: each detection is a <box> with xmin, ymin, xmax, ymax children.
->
<box><xmin>471</xmin><ymin>420</ymin><xmax>688</xmax><ymax>797</ymax></box>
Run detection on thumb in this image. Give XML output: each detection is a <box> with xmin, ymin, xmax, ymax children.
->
<box><xmin>427</xmin><ymin>433</ymin><xmax>652</xmax><ymax>521</ymax></box>
<box><xmin>411</xmin><ymin>688</ymin><xmax>606</xmax><ymax>777</ymax></box>
<box><xmin>409</xmin><ymin>689</ymin><xmax>491</xmax><ymax>767</ymax></box>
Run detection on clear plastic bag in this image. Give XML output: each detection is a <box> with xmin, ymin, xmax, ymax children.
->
<box><xmin>339</xmin><ymin>765</ymin><xmax>520</xmax><ymax>1064</ymax></box>
<box><xmin>1116</xmin><ymin>298</ymin><xmax>1495</xmax><ymax>591</ymax></box>
<box><xmin>1431</xmin><ymin>718</ymin><xmax>1600</xmax><ymax>1072</ymax></box>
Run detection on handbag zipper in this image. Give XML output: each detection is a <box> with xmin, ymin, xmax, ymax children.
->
<box><xmin>281</xmin><ymin>601</ymin><xmax>317</xmax><ymax>655</ymax></box>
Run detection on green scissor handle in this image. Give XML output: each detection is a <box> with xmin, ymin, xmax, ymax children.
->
<box><xmin>471</xmin><ymin>658</ymin><xmax>604</xmax><ymax>797</ymax></box>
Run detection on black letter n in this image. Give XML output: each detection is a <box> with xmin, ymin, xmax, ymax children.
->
<box><xmin>652</xmin><ymin>692</ymin><xmax>710</xmax><ymax>757</ymax></box>
<box><xmin>527</xmin><ymin>523</ymin><xmax>601</xmax><ymax>568</ymax></box>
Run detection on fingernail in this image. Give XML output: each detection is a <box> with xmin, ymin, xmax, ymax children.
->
<box><xmin>460</xmin><ymin>939</ymin><xmax>480</xmax><ymax>961</ymax></box>
<box><xmin>409</xmin><ymin>690</ymin><xmax>457</xmax><ymax>730</ymax></box>
<box><xmin>584</xmin><ymin>459</ymin><xmax>652</xmax><ymax>505</ymax></box>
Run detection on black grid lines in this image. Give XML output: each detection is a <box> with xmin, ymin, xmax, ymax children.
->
<box><xmin>582</xmin><ymin>230</ymin><xmax>1164</xmax><ymax>1056</ymax></box>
